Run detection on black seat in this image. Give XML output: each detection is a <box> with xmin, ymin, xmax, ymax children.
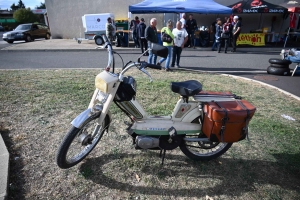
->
<box><xmin>170</xmin><ymin>80</ymin><xmax>202</xmax><ymax>97</ymax></box>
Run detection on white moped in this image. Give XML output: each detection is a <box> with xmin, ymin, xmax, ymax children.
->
<box><xmin>56</xmin><ymin>35</ymin><xmax>245</xmax><ymax>169</ymax></box>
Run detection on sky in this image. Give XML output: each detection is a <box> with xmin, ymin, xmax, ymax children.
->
<box><xmin>0</xmin><ymin>0</ymin><xmax>44</xmax><ymax>10</ymax></box>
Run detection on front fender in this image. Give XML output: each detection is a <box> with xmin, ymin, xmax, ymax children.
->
<box><xmin>71</xmin><ymin>108</ymin><xmax>112</xmax><ymax>129</ymax></box>
<box><xmin>71</xmin><ymin>108</ymin><xmax>100</xmax><ymax>128</ymax></box>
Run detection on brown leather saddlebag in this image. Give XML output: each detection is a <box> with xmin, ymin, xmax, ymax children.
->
<box><xmin>202</xmin><ymin>100</ymin><xmax>256</xmax><ymax>143</ymax></box>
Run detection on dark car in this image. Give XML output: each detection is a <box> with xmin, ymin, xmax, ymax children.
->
<box><xmin>0</xmin><ymin>25</ymin><xmax>4</xmax><ymax>32</ymax></box>
<box><xmin>2</xmin><ymin>23</ymin><xmax>51</xmax><ymax>43</ymax></box>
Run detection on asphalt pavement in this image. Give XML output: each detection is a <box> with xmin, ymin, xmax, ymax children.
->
<box><xmin>0</xmin><ymin>38</ymin><xmax>299</xmax><ymax>199</ymax></box>
<box><xmin>0</xmin><ymin>38</ymin><xmax>299</xmax><ymax>98</ymax></box>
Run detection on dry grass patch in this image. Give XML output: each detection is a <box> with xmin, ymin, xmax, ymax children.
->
<box><xmin>0</xmin><ymin>69</ymin><xmax>299</xmax><ymax>200</ymax></box>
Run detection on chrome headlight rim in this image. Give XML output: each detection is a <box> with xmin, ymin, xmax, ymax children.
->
<box><xmin>96</xmin><ymin>91</ymin><xmax>109</xmax><ymax>104</ymax></box>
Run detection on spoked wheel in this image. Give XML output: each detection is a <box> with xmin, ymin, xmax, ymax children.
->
<box><xmin>56</xmin><ymin>114</ymin><xmax>109</xmax><ymax>169</ymax></box>
<box><xmin>180</xmin><ymin>133</ymin><xmax>232</xmax><ymax>161</ymax></box>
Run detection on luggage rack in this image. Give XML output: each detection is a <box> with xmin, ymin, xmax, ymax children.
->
<box><xmin>193</xmin><ymin>91</ymin><xmax>241</xmax><ymax>102</ymax></box>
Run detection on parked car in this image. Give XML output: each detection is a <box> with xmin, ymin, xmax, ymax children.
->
<box><xmin>2</xmin><ymin>23</ymin><xmax>51</xmax><ymax>43</ymax></box>
<box><xmin>0</xmin><ymin>25</ymin><xmax>4</xmax><ymax>32</ymax></box>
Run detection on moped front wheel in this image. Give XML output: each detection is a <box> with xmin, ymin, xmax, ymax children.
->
<box><xmin>56</xmin><ymin>115</ymin><xmax>108</xmax><ymax>169</ymax></box>
<box><xmin>180</xmin><ymin>133</ymin><xmax>232</xmax><ymax>161</ymax></box>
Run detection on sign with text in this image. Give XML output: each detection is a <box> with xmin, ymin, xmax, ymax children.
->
<box><xmin>237</xmin><ymin>33</ymin><xmax>265</xmax><ymax>46</ymax></box>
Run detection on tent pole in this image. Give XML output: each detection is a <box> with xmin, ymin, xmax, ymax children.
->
<box><xmin>284</xmin><ymin>27</ymin><xmax>291</xmax><ymax>48</ymax></box>
<box><xmin>284</xmin><ymin>13</ymin><xmax>295</xmax><ymax>48</ymax></box>
<box><xmin>258</xmin><ymin>13</ymin><xmax>262</xmax><ymax>29</ymax></box>
<box><xmin>276</xmin><ymin>15</ymin><xmax>285</xmax><ymax>47</ymax></box>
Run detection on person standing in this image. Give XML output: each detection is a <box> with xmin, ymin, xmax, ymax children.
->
<box><xmin>186</xmin><ymin>14</ymin><xmax>197</xmax><ymax>49</ymax></box>
<box><xmin>211</xmin><ymin>18</ymin><xmax>220</xmax><ymax>51</ymax></box>
<box><xmin>219</xmin><ymin>18</ymin><xmax>231</xmax><ymax>53</ymax></box>
<box><xmin>171</xmin><ymin>21</ymin><xmax>188</xmax><ymax>68</ymax></box>
<box><xmin>130</xmin><ymin>16</ymin><xmax>140</xmax><ymax>48</ymax></box>
<box><xmin>106</xmin><ymin>17</ymin><xmax>115</xmax><ymax>43</ymax></box>
<box><xmin>137</xmin><ymin>18</ymin><xmax>148</xmax><ymax>56</ymax></box>
<box><xmin>157</xmin><ymin>20</ymin><xmax>174</xmax><ymax>71</ymax></box>
<box><xmin>180</xmin><ymin>13</ymin><xmax>186</xmax><ymax>29</ymax></box>
<box><xmin>231</xmin><ymin>16</ymin><xmax>241</xmax><ymax>52</ymax></box>
<box><xmin>145</xmin><ymin>18</ymin><xmax>158</xmax><ymax>64</ymax></box>
<box><xmin>215</xmin><ymin>20</ymin><xmax>222</xmax><ymax>53</ymax></box>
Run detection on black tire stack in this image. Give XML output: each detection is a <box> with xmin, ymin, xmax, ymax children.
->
<box><xmin>267</xmin><ymin>58</ymin><xmax>291</xmax><ymax>76</ymax></box>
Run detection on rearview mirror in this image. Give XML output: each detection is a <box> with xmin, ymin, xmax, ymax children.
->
<box><xmin>151</xmin><ymin>43</ymin><xmax>168</xmax><ymax>58</ymax></box>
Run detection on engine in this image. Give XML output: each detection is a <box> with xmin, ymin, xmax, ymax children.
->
<box><xmin>135</xmin><ymin>136</ymin><xmax>159</xmax><ymax>149</ymax></box>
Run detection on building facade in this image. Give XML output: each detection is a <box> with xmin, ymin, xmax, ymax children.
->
<box><xmin>45</xmin><ymin>0</ymin><xmax>291</xmax><ymax>39</ymax></box>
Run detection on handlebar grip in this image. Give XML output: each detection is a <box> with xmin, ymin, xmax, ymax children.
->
<box><xmin>145</xmin><ymin>63</ymin><xmax>162</xmax><ymax>70</ymax></box>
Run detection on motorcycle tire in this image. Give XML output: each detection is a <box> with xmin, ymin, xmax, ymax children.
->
<box><xmin>56</xmin><ymin>114</ymin><xmax>109</xmax><ymax>169</ymax></box>
<box><xmin>268</xmin><ymin>58</ymin><xmax>291</xmax><ymax>65</ymax></box>
<box><xmin>270</xmin><ymin>63</ymin><xmax>290</xmax><ymax>68</ymax></box>
<box><xmin>267</xmin><ymin>66</ymin><xmax>291</xmax><ymax>76</ymax></box>
<box><xmin>180</xmin><ymin>134</ymin><xmax>232</xmax><ymax>161</ymax></box>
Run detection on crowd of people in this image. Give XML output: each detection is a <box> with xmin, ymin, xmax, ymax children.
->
<box><xmin>211</xmin><ymin>15</ymin><xmax>241</xmax><ymax>53</ymax></box>
<box><xmin>105</xmin><ymin>14</ymin><xmax>243</xmax><ymax>72</ymax></box>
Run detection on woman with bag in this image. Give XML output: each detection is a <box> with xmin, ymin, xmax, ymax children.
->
<box><xmin>157</xmin><ymin>20</ymin><xmax>174</xmax><ymax>72</ymax></box>
<box><xmin>220</xmin><ymin>18</ymin><xmax>231</xmax><ymax>53</ymax></box>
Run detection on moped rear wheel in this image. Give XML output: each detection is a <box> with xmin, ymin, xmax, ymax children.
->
<box><xmin>56</xmin><ymin>115</ymin><xmax>108</xmax><ymax>169</ymax></box>
<box><xmin>180</xmin><ymin>133</ymin><xmax>232</xmax><ymax>161</ymax></box>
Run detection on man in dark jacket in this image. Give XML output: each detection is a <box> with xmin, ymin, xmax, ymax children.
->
<box><xmin>137</xmin><ymin>18</ymin><xmax>148</xmax><ymax>55</ymax></box>
<box><xmin>145</xmin><ymin>18</ymin><xmax>158</xmax><ymax>64</ymax></box>
<box><xmin>130</xmin><ymin>16</ymin><xmax>140</xmax><ymax>48</ymax></box>
<box><xmin>186</xmin><ymin>14</ymin><xmax>197</xmax><ymax>48</ymax></box>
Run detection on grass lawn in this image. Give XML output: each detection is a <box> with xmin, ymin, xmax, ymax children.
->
<box><xmin>0</xmin><ymin>69</ymin><xmax>299</xmax><ymax>200</ymax></box>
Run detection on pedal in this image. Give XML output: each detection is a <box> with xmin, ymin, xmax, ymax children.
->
<box><xmin>124</xmin><ymin>121</ymin><xmax>131</xmax><ymax>126</ymax></box>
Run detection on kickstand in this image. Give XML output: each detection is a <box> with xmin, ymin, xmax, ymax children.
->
<box><xmin>160</xmin><ymin>149</ymin><xmax>166</xmax><ymax>165</ymax></box>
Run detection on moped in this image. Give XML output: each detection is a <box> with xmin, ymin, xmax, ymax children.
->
<box><xmin>56</xmin><ymin>35</ymin><xmax>252</xmax><ymax>169</ymax></box>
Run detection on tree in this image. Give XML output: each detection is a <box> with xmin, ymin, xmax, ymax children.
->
<box><xmin>17</xmin><ymin>0</ymin><xmax>25</xmax><ymax>9</ymax></box>
<box><xmin>35</xmin><ymin>2</ymin><xmax>46</xmax><ymax>9</ymax></box>
<box><xmin>10</xmin><ymin>0</ymin><xmax>25</xmax><ymax>11</ymax></box>
<box><xmin>10</xmin><ymin>3</ymin><xmax>19</xmax><ymax>11</ymax></box>
<box><xmin>13</xmin><ymin>8</ymin><xmax>38</xmax><ymax>23</ymax></box>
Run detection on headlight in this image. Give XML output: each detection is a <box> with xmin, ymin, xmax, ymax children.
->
<box><xmin>95</xmin><ymin>71</ymin><xmax>119</xmax><ymax>94</ymax></box>
<box><xmin>95</xmin><ymin>76</ymin><xmax>108</xmax><ymax>93</ymax></box>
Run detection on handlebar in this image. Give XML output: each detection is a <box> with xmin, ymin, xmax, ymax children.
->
<box><xmin>96</xmin><ymin>35</ymin><xmax>161</xmax><ymax>82</ymax></box>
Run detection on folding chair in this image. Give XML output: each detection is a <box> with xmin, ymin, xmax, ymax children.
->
<box><xmin>292</xmin><ymin>63</ymin><xmax>300</xmax><ymax>76</ymax></box>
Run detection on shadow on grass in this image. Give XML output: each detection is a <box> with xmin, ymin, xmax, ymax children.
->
<box><xmin>80</xmin><ymin>152</ymin><xmax>300</xmax><ymax>198</ymax></box>
<box><xmin>0</xmin><ymin>130</ymin><xmax>26</xmax><ymax>200</ymax></box>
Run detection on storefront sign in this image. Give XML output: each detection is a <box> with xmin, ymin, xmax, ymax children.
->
<box><xmin>237</xmin><ymin>33</ymin><xmax>265</xmax><ymax>46</ymax></box>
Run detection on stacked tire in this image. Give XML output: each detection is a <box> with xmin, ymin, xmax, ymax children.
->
<box><xmin>268</xmin><ymin>58</ymin><xmax>291</xmax><ymax>76</ymax></box>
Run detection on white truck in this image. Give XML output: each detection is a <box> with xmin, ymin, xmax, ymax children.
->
<box><xmin>76</xmin><ymin>13</ymin><xmax>115</xmax><ymax>45</ymax></box>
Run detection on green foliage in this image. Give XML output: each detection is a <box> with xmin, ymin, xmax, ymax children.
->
<box><xmin>35</xmin><ymin>2</ymin><xmax>46</xmax><ymax>9</ymax></box>
<box><xmin>10</xmin><ymin>3</ymin><xmax>19</xmax><ymax>11</ymax></box>
<box><xmin>10</xmin><ymin>0</ymin><xmax>25</xmax><ymax>11</ymax></box>
<box><xmin>17</xmin><ymin>0</ymin><xmax>25</xmax><ymax>9</ymax></box>
<box><xmin>13</xmin><ymin>8</ymin><xmax>38</xmax><ymax>24</ymax></box>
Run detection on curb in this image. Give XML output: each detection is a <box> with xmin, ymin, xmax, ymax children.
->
<box><xmin>177</xmin><ymin>68</ymin><xmax>300</xmax><ymax>101</ymax></box>
<box><xmin>0</xmin><ymin>135</ymin><xmax>9</xmax><ymax>200</ymax></box>
<box><xmin>0</xmin><ymin>47</ymin><xmax>283</xmax><ymax>52</ymax></box>
<box><xmin>223</xmin><ymin>74</ymin><xmax>300</xmax><ymax>101</ymax></box>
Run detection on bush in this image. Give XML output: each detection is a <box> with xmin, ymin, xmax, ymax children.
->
<box><xmin>13</xmin><ymin>8</ymin><xmax>38</xmax><ymax>24</ymax></box>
